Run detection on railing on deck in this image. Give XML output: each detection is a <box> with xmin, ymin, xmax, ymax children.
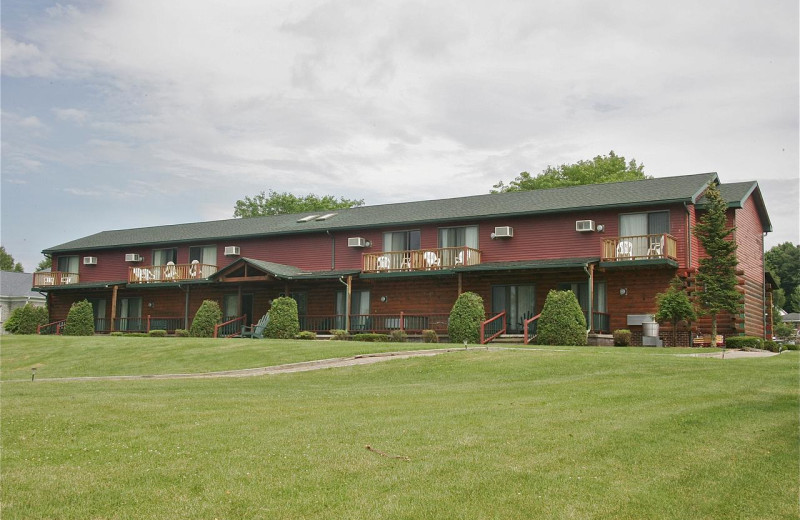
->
<box><xmin>33</xmin><ymin>271</ymin><xmax>79</xmax><ymax>286</ymax></box>
<box><xmin>523</xmin><ymin>313</ymin><xmax>541</xmax><ymax>345</ymax></box>
<box><xmin>37</xmin><ymin>320</ymin><xmax>66</xmax><ymax>335</ymax></box>
<box><xmin>128</xmin><ymin>263</ymin><xmax>216</xmax><ymax>283</ymax></box>
<box><xmin>480</xmin><ymin>311</ymin><xmax>507</xmax><ymax>345</ymax></box>
<box><xmin>215</xmin><ymin>315</ymin><xmax>247</xmax><ymax>338</ymax></box>
<box><xmin>601</xmin><ymin>234</ymin><xmax>677</xmax><ymax>262</ymax></box>
<box><xmin>298</xmin><ymin>313</ymin><xmax>450</xmax><ymax>334</ymax></box>
<box><xmin>363</xmin><ymin>246</ymin><xmax>481</xmax><ymax>273</ymax></box>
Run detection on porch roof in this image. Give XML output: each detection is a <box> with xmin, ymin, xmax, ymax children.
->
<box><xmin>211</xmin><ymin>257</ymin><xmax>360</xmax><ymax>281</ymax></box>
<box><xmin>33</xmin><ymin>280</ymin><xmax>128</xmax><ymax>292</ymax></box>
<box><xmin>45</xmin><ymin>173</ymin><xmax>722</xmax><ymax>253</ymax></box>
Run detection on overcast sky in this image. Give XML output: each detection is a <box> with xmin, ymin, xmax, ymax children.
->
<box><xmin>2</xmin><ymin>0</ymin><xmax>798</xmax><ymax>271</ymax></box>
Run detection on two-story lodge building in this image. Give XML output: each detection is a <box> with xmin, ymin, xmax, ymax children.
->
<box><xmin>34</xmin><ymin>172</ymin><xmax>773</xmax><ymax>345</ymax></box>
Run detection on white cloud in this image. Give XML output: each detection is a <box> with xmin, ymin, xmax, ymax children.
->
<box><xmin>53</xmin><ymin>107</ymin><xmax>89</xmax><ymax>123</ymax></box>
<box><xmin>0</xmin><ymin>35</ymin><xmax>58</xmax><ymax>77</ymax></box>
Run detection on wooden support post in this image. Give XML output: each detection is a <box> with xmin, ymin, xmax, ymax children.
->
<box><xmin>345</xmin><ymin>275</ymin><xmax>352</xmax><ymax>333</ymax></box>
<box><xmin>110</xmin><ymin>285</ymin><xmax>118</xmax><ymax>332</ymax></box>
<box><xmin>458</xmin><ymin>272</ymin><xmax>463</xmax><ymax>295</ymax></box>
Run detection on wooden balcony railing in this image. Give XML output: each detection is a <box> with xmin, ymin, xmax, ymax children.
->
<box><xmin>33</xmin><ymin>271</ymin><xmax>79</xmax><ymax>286</ymax></box>
<box><xmin>601</xmin><ymin>234</ymin><xmax>677</xmax><ymax>262</ymax></box>
<box><xmin>128</xmin><ymin>263</ymin><xmax>216</xmax><ymax>283</ymax></box>
<box><xmin>363</xmin><ymin>246</ymin><xmax>481</xmax><ymax>273</ymax></box>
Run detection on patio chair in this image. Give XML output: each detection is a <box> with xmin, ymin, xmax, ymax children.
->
<box><xmin>241</xmin><ymin>313</ymin><xmax>270</xmax><ymax>339</ymax></box>
<box><xmin>423</xmin><ymin>251</ymin><xmax>440</xmax><ymax>269</ymax></box>
<box><xmin>647</xmin><ymin>235</ymin><xmax>665</xmax><ymax>257</ymax></box>
<box><xmin>376</xmin><ymin>256</ymin><xmax>391</xmax><ymax>271</ymax></box>
<box><xmin>164</xmin><ymin>261</ymin><xmax>177</xmax><ymax>280</ymax></box>
<box><xmin>400</xmin><ymin>254</ymin><xmax>412</xmax><ymax>270</ymax></box>
<box><xmin>189</xmin><ymin>259</ymin><xmax>200</xmax><ymax>278</ymax></box>
<box><xmin>616</xmin><ymin>240</ymin><xmax>633</xmax><ymax>259</ymax></box>
<box><xmin>454</xmin><ymin>251</ymin><xmax>465</xmax><ymax>266</ymax></box>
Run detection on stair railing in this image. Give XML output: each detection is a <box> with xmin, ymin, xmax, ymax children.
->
<box><xmin>480</xmin><ymin>311</ymin><xmax>507</xmax><ymax>345</ymax></box>
<box><xmin>523</xmin><ymin>313</ymin><xmax>541</xmax><ymax>345</ymax></box>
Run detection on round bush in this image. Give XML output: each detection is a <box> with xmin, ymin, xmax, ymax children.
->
<box><xmin>613</xmin><ymin>329</ymin><xmax>632</xmax><ymax>347</ymax></box>
<box><xmin>264</xmin><ymin>297</ymin><xmax>300</xmax><ymax>339</ymax></box>
<box><xmin>296</xmin><ymin>331</ymin><xmax>317</xmax><ymax>340</ymax></box>
<box><xmin>422</xmin><ymin>329</ymin><xmax>439</xmax><ymax>343</ymax></box>
<box><xmin>63</xmin><ymin>300</ymin><xmax>95</xmax><ymax>336</ymax></box>
<box><xmin>389</xmin><ymin>330</ymin><xmax>408</xmax><ymax>342</ymax></box>
<box><xmin>448</xmin><ymin>292</ymin><xmax>486</xmax><ymax>344</ymax></box>
<box><xmin>329</xmin><ymin>329</ymin><xmax>350</xmax><ymax>341</ymax></box>
<box><xmin>174</xmin><ymin>329</ymin><xmax>190</xmax><ymax>337</ymax></box>
<box><xmin>189</xmin><ymin>300</ymin><xmax>222</xmax><ymax>337</ymax></box>
<box><xmin>148</xmin><ymin>329</ymin><xmax>167</xmax><ymax>337</ymax></box>
<box><xmin>536</xmin><ymin>290</ymin><xmax>587</xmax><ymax>346</ymax></box>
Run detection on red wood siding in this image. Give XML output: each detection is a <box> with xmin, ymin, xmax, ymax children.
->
<box><xmin>734</xmin><ymin>197</ymin><xmax>766</xmax><ymax>338</ymax></box>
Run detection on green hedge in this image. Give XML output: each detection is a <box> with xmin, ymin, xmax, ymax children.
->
<box><xmin>190</xmin><ymin>300</ymin><xmax>222</xmax><ymax>337</ymax></box>
<box><xmin>296</xmin><ymin>331</ymin><xmax>317</xmax><ymax>340</ymax></box>
<box><xmin>613</xmin><ymin>329</ymin><xmax>632</xmax><ymax>347</ymax></box>
<box><xmin>352</xmin><ymin>333</ymin><xmax>390</xmax><ymax>342</ymax></box>
<box><xmin>537</xmin><ymin>290</ymin><xmax>587</xmax><ymax>346</ymax></box>
<box><xmin>63</xmin><ymin>300</ymin><xmax>95</xmax><ymax>336</ymax></box>
<box><xmin>389</xmin><ymin>330</ymin><xmax>408</xmax><ymax>342</ymax></box>
<box><xmin>264</xmin><ymin>297</ymin><xmax>300</xmax><ymax>339</ymax></box>
<box><xmin>3</xmin><ymin>304</ymin><xmax>48</xmax><ymax>334</ymax></box>
<box><xmin>724</xmin><ymin>336</ymin><xmax>762</xmax><ymax>349</ymax></box>
<box><xmin>174</xmin><ymin>329</ymin><xmax>190</xmax><ymax>337</ymax></box>
<box><xmin>448</xmin><ymin>292</ymin><xmax>485</xmax><ymax>344</ymax></box>
<box><xmin>329</xmin><ymin>329</ymin><xmax>350</xmax><ymax>341</ymax></box>
<box><xmin>148</xmin><ymin>329</ymin><xmax>167</xmax><ymax>337</ymax></box>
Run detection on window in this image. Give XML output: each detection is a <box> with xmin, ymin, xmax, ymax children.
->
<box><xmin>491</xmin><ymin>284</ymin><xmax>535</xmax><ymax>334</ymax></box>
<box><xmin>439</xmin><ymin>225</ymin><xmax>478</xmax><ymax>266</ymax></box>
<box><xmin>336</xmin><ymin>290</ymin><xmax>370</xmax><ymax>330</ymax></box>
<box><xmin>383</xmin><ymin>230</ymin><xmax>420</xmax><ymax>252</ymax></box>
<box><xmin>57</xmin><ymin>255</ymin><xmax>79</xmax><ymax>274</ymax></box>
<box><xmin>619</xmin><ymin>211</ymin><xmax>669</xmax><ymax>258</ymax></box>
<box><xmin>153</xmin><ymin>248</ymin><xmax>177</xmax><ymax>265</ymax></box>
<box><xmin>189</xmin><ymin>245</ymin><xmax>217</xmax><ymax>266</ymax></box>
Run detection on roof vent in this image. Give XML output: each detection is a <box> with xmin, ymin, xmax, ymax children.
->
<box><xmin>297</xmin><ymin>215</ymin><xmax>320</xmax><ymax>223</ymax></box>
<box><xmin>316</xmin><ymin>213</ymin><xmax>338</xmax><ymax>221</ymax></box>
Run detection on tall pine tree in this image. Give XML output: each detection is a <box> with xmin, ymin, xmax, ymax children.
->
<box><xmin>693</xmin><ymin>183</ymin><xmax>740</xmax><ymax>347</ymax></box>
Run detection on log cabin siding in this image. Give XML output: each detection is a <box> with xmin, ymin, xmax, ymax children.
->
<box><xmin>734</xmin><ymin>197</ymin><xmax>767</xmax><ymax>338</ymax></box>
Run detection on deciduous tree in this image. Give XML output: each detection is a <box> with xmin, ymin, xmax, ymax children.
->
<box><xmin>234</xmin><ymin>190</ymin><xmax>364</xmax><ymax>218</ymax></box>
<box><xmin>492</xmin><ymin>151</ymin><xmax>649</xmax><ymax>193</ymax></box>
<box><xmin>0</xmin><ymin>246</ymin><xmax>24</xmax><ymax>272</ymax></box>
<box><xmin>655</xmin><ymin>277</ymin><xmax>697</xmax><ymax>347</ymax></box>
<box><xmin>765</xmin><ymin>242</ymin><xmax>800</xmax><ymax>313</ymax></box>
<box><xmin>693</xmin><ymin>184</ymin><xmax>740</xmax><ymax>347</ymax></box>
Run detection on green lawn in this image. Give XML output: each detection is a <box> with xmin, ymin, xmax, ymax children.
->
<box><xmin>2</xmin><ymin>337</ymin><xmax>798</xmax><ymax>519</ymax></box>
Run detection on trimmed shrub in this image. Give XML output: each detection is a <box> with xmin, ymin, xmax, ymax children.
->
<box><xmin>389</xmin><ymin>330</ymin><xmax>408</xmax><ymax>342</ymax></box>
<box><xmin>448</xmin><ymin>292</ymin><xmax>486</xmax><ymax>344</ymax></box>
<box><xmin>353</xmin><ymin>333</ymin><xmax>390</xmax><ymax>342</ymax></box>
<box><xmin>110</xmin><ymin>331</ymin><xmax>124</xmax><ymax>337</ymax></box>
<box><xmin>4</xmin><ymin>304</ymin><xmax>48</xmax><ymax>334</ymax></box>
<box><xmin>785</xmin><ymin>342</ymin><xmax>799</xmax><ymax>351</ymax></box>
<box><xmin>613</xmin><ymin>329</ymin><xmax>632</xmax><ymax>347</ymax></box>
<box><xmin>536</xmin><ymin>290</ymin><xmax>587</xmax><ymax>346</ymax></box>
<box><xmin>329</xmin><ymin>329</ymin><xmax>350</xmax><ymax>341</ymax></box>
<box><xmin>762</xmin><ymin>340</ymin><xmax>780</xmax><ymax>353</ymax></box>
<box><xmin>422</xmin><ymin>329</ymin><xmax>439</xmax><ymax>343</ymax></box>
<box><xmin>189</xmin><ymin>300</ymin><xmax>222</xmax><ymax>338</ymax></box>
<box><xmin>774</xmin><ymin>322</ymin><xmax>795</xmax><ymax>341</ymax></box>
<box><xmin>174</xmin><ymin>329</ymin><xmax>190</xmax><ymax>337</ymax></box>
<box><xmin>724</xmin><ymin>336</ymin><xmax>762</xmax><ymax>349</ymax></box>
<box><xmin>264</xmin><ymin>297</ymin><xmax>300</xmax><ymax>339</ymax></box>
<box><xmin>125</xmin><ymin>333</ymin><xmax>149</xmax><ymax>337</ymax></box>
<box><xmin>296</xmin><ymin>331</ymin><xmax>317</xmax><ymax>340</ymax></box>
<box><xmin>148</xmin><ymin>329</ymin><xmax>167</xmax><ymax>337</ymax></box>
<box><xmin>63</xmin><ymin>300</ymin><xmax>95</xmax><ymax>336</ymax></box>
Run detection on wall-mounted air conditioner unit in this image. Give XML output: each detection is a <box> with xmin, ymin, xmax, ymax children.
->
<box><xmin>348</xmin><ymin>237</ymin><xmax>367</xmax><ymax>248</ymax></box>
<box><xmin>125</xmin><ymin>253</ymin><xmax>143</xmax><ymax>262</ymax></box>
<box><xmin>224</xmin><ymin>246</ymin><xmax>241</xmax><ymax>256</ymax></box>
<box><xmin>83</xmin><ymin>256</ymin><xmax>98</xmax><ymax>265</ymax></box>
<box><xmin>576</xmin><ymin>220</ymin><xmax>596</xmax><ymax>232</ymax></box>
<box><xmin>493</xmin><ymin>226</ymin><xmax>514</xmax><ymax>238</ymax></box>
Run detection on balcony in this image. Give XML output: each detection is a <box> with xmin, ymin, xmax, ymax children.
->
<box><xmin>33</xmin><ymin>271</ymin><xmax>79</xmax><ymax>287</ymax></box>
<box><xmin>601</xmin><ymin>234</ymin><xmax>677</xmax><ymax>262</ymax></box>
<box><xmin>128</xmin><ymin>262</ymin><xmax>217</xmax><ymax>283</ymax></box>
<box><xmin>363</xmin><ymin>246</ymin><xmax>481</xmax><ymax>273</ymax></box>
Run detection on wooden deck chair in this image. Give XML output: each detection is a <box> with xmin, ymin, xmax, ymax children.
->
<box><xmin>241</xmin><ymin>313</ymin><xmax>270</xmax><ymax>339</ymax></box>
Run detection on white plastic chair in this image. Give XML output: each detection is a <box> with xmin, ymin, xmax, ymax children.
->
<box><xmin>454</xmin><ymin>251</ymin><xmax>465</xmax><ymax>266</ymax></box>
<box><xmin>376</xmin><ymin>256</ymin><xmax>391</xmax><ymax>271</ymax></box>
<box><xmin>616</xmin><ymin>240</ymin><xmax>633</xmax><ymax>258</ymax></box>
<box><xmin>189</xmin><ymin>259</ymin><xmax>200</xmax><ymax>278</ymax></box>
<box><xmin>164</xmin><ymin>261</ymin><xmax>177</xmax><ymax>280</ymax></box>
<box><xmin>423</xmin><ymin>251</ymin><xmax>440</xmax><ymax>269</ymax></box>
<box><xmin>648</xmin><ymin>236</ymin><xmax>665</xmax><ymax>257</ymax></box>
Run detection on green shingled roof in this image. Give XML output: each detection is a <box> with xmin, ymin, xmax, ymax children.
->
<box><xmin>696</xmin><ymin>181</ymin><xmax>772</xmax><ymax>232</ymax></box>
<box><xmin>45</xmin><ymin>173</ymin><xmax>722</xmax><ymax>253</ymax></box>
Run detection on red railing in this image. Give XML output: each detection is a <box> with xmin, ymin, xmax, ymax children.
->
<box><xmin>214</xmin><ymin>315</ymin><xmax>247</xmax><ymax>338</ymax></box>
<box><xmin>33</xmin><ymin>271</ymin><xmax>79</xmax><ymax>286</ymax></box>
<box><xmin>523</xmin><ymin>313</ymin><xmax>541</xmax><ymax>345</ymax></box>
<box><xmin>480</xmin><ymin>311</ymin><xmax>507</xmax><ymax>345</ymax></box>
<box><xmin>37</xmin><ymin>320</ymin><xmax>66</xmax><ymax>335</ymax></box>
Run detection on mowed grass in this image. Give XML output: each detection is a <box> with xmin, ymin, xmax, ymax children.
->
<box><xmin>0</xmin><ymin>335</ymin><xmax>445</xmax><ymax>381</ymax></box>
<box><xmin>2</xmin><ymin>338</ymin><xmax>798</xmax><ymax>519</ymax></box>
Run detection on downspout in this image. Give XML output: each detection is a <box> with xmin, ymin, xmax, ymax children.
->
<box><xmin>583</xmin><ymin>263</ymin><xmax>594</xmax><ymax>334</ymax></box>
<box><xmin>762</xmin><ymin>232</ymin><xmax>767</xmax><ymax>339</ymax></box>
<box><xmin>327</xmin><ymin>230</ymin><xmax>335</xmax><ymax>270</ymax></box>
<box><xmin>684</xmin><ymin>202</ymin><xmax>692</xmax><ymax>270</ymax></box>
